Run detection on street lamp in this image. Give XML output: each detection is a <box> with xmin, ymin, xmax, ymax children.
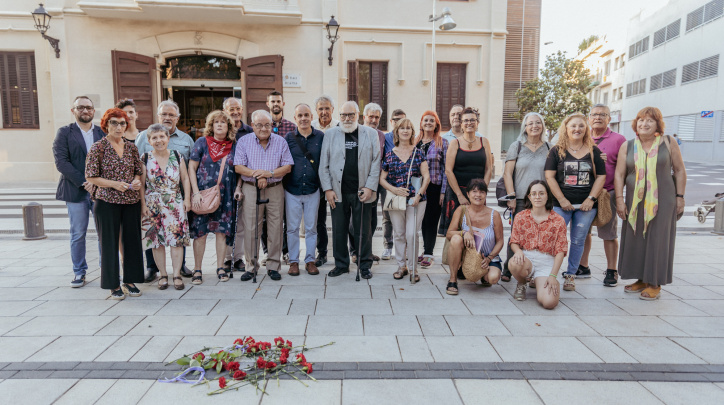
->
<box><xmin>325</xmin><ymin>16</ymin><xmax>340</xmax><ymax>66</ymax></box>
<box><xmin>429</xmin><ymin>3</ymin><xmax>456</xmax><ymax>109</ymax></box>
<box><xmin>31</xmin><ymin>3</ymin><xmax>60</xmax><ymax>58</ymax></box>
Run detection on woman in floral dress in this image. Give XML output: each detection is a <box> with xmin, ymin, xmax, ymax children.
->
<box><xmin>141</xmin><ymin>124</ymin><xmax>191</xmax><ymax>290</ymax></box>
<box><xmin>188</xmin><ymin>110</ymin><xmax>242</xmax><ymax>284</ymax></box>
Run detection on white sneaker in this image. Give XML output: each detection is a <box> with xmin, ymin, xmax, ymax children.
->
<box><xmin>283</xmin><ymin>253</ymin><xmax>290</xmax><ymax>265</ymax></box>
<box><xmin>381</xmin><ymin>248</ymin><xmax>392</xmax><ymax>260</ymax></box>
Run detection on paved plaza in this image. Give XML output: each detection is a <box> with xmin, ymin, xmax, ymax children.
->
<box><xmin>1</xmin><ymin>171</ymin><xmax>724</xmax><ymax>404</ymax></box>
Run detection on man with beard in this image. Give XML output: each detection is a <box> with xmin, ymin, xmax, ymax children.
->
<box><xmin>234</xmin><ymin>110</ymin><xmax>294</xmax><ymax>281</ymax></box>
<box><xmin>53</xmin><ymin>96</ymin><xmax>106</xmax><ymax>288</ymax></box>
<box><xmin>310</xmin><ymin>95</ymin><xmax>339</xmax><ymax>267</ymax></box>
<box><xmin>319</xmin><ymin>101</ymin><xmax>381</xmax><ymax>279</ymax></box>
<box><xmin>135</xmin><ymin>100</ymin><xmax>195</xmax><ymax>281</ymax></box>
<box><xmin>223</xmin><ymin>97</ymin><xmax>253</xmax><ymax>274</ymax></box>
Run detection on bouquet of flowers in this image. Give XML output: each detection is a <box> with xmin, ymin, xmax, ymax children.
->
<box><xmin>162</xmin><ymin>336</ymin><xmax>332</xmax><ymax>395</ymax></box>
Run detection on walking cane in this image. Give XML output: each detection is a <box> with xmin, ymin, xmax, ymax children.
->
<box><xmin>356</xmin><ymin>190</ymin><xmax>365</xmax><ymax>282</ymax></box>
<box><xmin>411</xmin><ymin>200</ymin><xmax>417</xmax><ymax>285</ymax></box>
<box><xmin>254</xmin><ymin>179</ymin><xmax>269</xmax><ymax>283</ymax></box>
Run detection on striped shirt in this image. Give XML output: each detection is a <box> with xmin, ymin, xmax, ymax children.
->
<box><xmin>233</xmin><ymin>133</ymin><xmax>294</xmax><ymax>184</ymax></box>
<box><xmin>462</xmin><ymin>209</ymin><xmax>501</xmax><ymax>262</ymax></box>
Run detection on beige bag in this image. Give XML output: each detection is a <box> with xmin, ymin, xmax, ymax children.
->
<box><xmin>460</xmin><ymin>207</ymin><xmax>486</xmax><ymax>282</ymax></box>
<box><xmin>590</xmin><ymin>153</ymin><xmax>612</xmax><ymax>227</ymax></box>
<box><xmin>383</xmin><ymin>149</ymin><xmax>416</xmax><ymax>212</ymax></box>
<box><xmin>192</xmin><ymin>155</ymin><xmax>227</xmax><ymax>215</ymax></box>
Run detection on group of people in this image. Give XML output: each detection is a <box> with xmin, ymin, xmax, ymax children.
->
<box><xmin>53</xmin><ymin>92</ymin><xmax>686</xmax><ymax>308</ymax></box>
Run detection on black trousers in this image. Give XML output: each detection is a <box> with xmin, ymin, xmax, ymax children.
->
<box><xmin>421</xmin><ymin>182</ymin><xmax>442</xmax><ymax>255</ymax></box>
<box><xmin>504</xmin><ymin>199</ymin><xmax>527</xmax><ymax>271</ymax></box>
<box><xmin>349</xmin><ymin>186</ymin><xmax>383</xmax><ymax>256</ymax></box>
<box><xmin>316</xmin><ymin>193</ymin><xmax>328</xmax><ymax>256</ymax></box>
<box><xmin>331</xmin><ymin>193</ymin><xmax>373</xmax><ymax>270</ymax></box>
<box><xmin>94</xmin><ymin>200</ymin><xmax>144</xmax><ymax>289</ymax></box>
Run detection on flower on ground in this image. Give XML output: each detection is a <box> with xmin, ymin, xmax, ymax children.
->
<box><xmin>234</xmin><ymin>338</ymin><xmax>244</xmax><ymax>345</ymax></box>
<box><xmin>219</xmin><ymin>376</ymin><xmax>227</xmax><ymax>388</ymax></box>
<box><xmin>274</xmin><ymin>337</ymin><xmax>284</xmax><ymax>347</ymax></box>
<box><xmin>295</xmin><ymin>353</ymin><xmax>307</xmax><ymax>364</ymax></box>
<box><xmin>280</xmin><ymin>348</ymin><xmax>290</xmax><ymax>364</ymax></box>
<box><xmin>225</xmin><ymin>361</ymin><xmax>240</xmax><ymax>372</ymax></box>
<box><xmin>286</xmin><ymin>340</ymin><xmax>293</xmax><ymax>348</ymax></box>
<box><xmin>256</xmin><ymin>357</ymin><xmax>267</xmax><ymax>369</ymax></box>
<box><xmin>233</xmin><ymin>370</ymin><xmax>247</xmax><ymax>380</ymax></box>
<box><xmin>192</xmin><ymin>352</ymin><xmax>204</xmax><ymax>361</ymax></box>
<box><xmin>301</xmin><ymin>362</ymin><xmax>313</xmax><ymax>374</ymax></box>
<box><xmin>265</xmin><ymin>361</ymin><xmax>277</xmax><ymax>370</ymax></box>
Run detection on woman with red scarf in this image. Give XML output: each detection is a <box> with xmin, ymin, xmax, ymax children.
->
<box><xmin>188</xmin><ymin>110</ymin><xmax>243</xmax><ymax>284</ymax></box>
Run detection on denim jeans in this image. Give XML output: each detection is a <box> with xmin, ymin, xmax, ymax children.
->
<box><xmin>553</xmin><ymin>206</ymin><xmax>597</xmax><ymax>276</ymax></box>
<box><xmin>66</xmin><ymin>195</ymin><xmax>98</xmax><ymax>276</ymax></box>
<box><xmin>285</xmin><ymin>190</ymin><xmax>320</xmax><ymax>264</ymax></box>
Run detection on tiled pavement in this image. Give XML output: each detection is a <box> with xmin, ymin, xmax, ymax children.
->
<box><xmin>2</xmin><ymin>227</ymin><xmax>724</xmax><ymax>403</ymax></box>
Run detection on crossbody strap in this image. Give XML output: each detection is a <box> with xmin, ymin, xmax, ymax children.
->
<box><xmin>293</xmin><ymin>133</ymin><xmax>318</xmax><ymax>173</ymax></box>
<box><xmin>215</xmin><ymin>155</ymin><xmax>227</xmax><ymax>186</ymax></box>
<box><xmin>405</xmin><ymin>148</ymin><xmax>417</xmax><ymax>187</ymax></box>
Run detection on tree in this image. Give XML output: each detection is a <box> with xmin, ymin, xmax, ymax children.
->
<box><xmin>577</xmin><ymin>35</ymin><xmax>599</xmax><ymax>54</ymax></box>
<box><xmin>514</xmin><ymin>51</ymin><xmax>593</xmax><ymax>136</ymax></box>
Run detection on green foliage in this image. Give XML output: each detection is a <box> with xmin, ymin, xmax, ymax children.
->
<box><xmin>513</xmin><ymin>51</ymin><xmax>593</xmax><ymax>135</ymax></box>
<box><xmin>578</xmin><ymin>35</ymin><xmax>600</xmax><ymax>54</ymax></box>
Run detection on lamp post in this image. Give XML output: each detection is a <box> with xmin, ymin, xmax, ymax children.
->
<box><xmin>31</xmin><ymin>3</ymin><xmax>60</xmax><ymax>58</ymax></box>
<box><xmin>429</xmin><ymin>2</ymin><xmax>456</xmax><ymax>109</ymax></box>
<box><xmin>325</xmin><ymin>16</ymin><xmax>340</xmax><ymax>66</ymax></box>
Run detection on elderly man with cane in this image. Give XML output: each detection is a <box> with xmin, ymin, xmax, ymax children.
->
<box><xmin>319</xmin><ymin>101</ymin><xmax>381</xmax><ymax>280</ymax></box>
<box><xmin>234</xmin><ymin>110</ymin><xmax>294</xmax><ymax>281</ymax></box>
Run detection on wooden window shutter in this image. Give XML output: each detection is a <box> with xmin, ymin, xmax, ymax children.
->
<box><xmin>436</xmin><ymin>63</ymin><xmax>466</xmax><ymax>130</ymax></box>
<box><xmin>370</xmin><ymin>62</ymin><xmax>388</xmax><ymax>130</ymax></box>
<box><xmin>347</xmin><ymin>60</ymin><xmax>358</xmax><ymax>103</ymax></box>
<box><xmin>112</xmin><ymin>51</ymin><xmax>157</xmax><ymax>130</ymax></box>
<box><xmin>0</xmin><ymin>52</ymin><xmax>39</xmax><ymax>129</ymax></box>
<box><xmin>240</xmin><ymin>55</ymin><xmax>283</xmax><ymax>125</ymax></box>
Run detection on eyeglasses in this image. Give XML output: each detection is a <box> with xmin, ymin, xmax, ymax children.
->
<box><xmin>75</xmin><ymin>106</ymin><xmax>94</xmax><ymax>111</ymax></box>
<box><xmin>159</xmin><ymin>113</ymin><xmax>178</xmax><ymax>119</ymax></box>
<box><xmin>254</xmin><ymin>123</ymin><xmax>272</xmax><ymax>129</ymax></box>
<box><xmin>590</xmin><ymin>113</ymin><xmax>609</xmax><ymax>118</ymax></box>
<box><xmin>340</xmin><ymin>113</ymin><xmax>356</xmax><ymax>119</ymax></box>
<box><xmin>462</xmin><ymin>119</ymin><xmax>478</xmax><ymax>124</ymax></box>
<box><xmin>108</xmin><ymin>121</ymin><xmax>127</xmax><ymax>127</ymax></box>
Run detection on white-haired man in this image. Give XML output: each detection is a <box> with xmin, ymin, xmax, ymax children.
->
<box><xmin>319</xmin><ymin>101</ymin><xmax>381</xmax><ymax>279</ymax></box>
<box><xmin>135</xmin><ymin>100</ymin><xmax>195</xmax><ymax>281</ymax></box>
<box><xmin>234</xmin><ymin>110</ymin><xmax>294</xmax><ymax>281</ymax></box>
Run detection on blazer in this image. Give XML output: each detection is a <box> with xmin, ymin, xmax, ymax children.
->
<box><xmin>319</xmin><ymin>124</ymin><xmax>381</xmax><ymax>203</ymax></box>
<box><xmin>53</xmin><ymin>122</ymin><xmax>105</xmax><ymax>202</ymax></box>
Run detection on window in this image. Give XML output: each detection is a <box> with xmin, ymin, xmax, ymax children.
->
<box><xmin>603</xmin><ymin>92</ymin><xmax>609</xmax><ymax>105</ymax></box>
<box><xmin>436</xmin><ymin>63</ymin><xmax>467</xmax><ymax>130</ymax></box>
<box><xmin>618</xmin><ymin>86</ymin><xmax>624</xmax><ymax>100</ymax></box>
<box><xmin>628</xmin><ymin>37</ymin><xmax>649</xmax><ymax>60</ymax></box>
<box><xmin>686</xmin><ymin>0</ymin><xmax>724</xmax><ymax>32</ymax></box>
<box><xmin>0</xmin><ymin>52</ymin><xmax>39</xmax><ymax>129</ymax></box>
<box><xmin>682</xmin><ymin>55</ymin><xmax>720</xmax><ymax>84</ymax></box>
<box><xmin>626</xmin><ymin>78</ymin><xmax>646</xmax><ymax>97</ymax></box>
<box><xmin>653</xmin><ymin>19</ymin><xmax>681</xmax><ymax>47</ymax></box>
<box><xmin>620</xmin><ymin>54</ymin><xmax>625</xmax><ymax>68</ymax></box>
<box><xmin>678</xmin><ymin>113</ymin><xmax>716</xmax><ymax>141</ymax></box>
<box><xmin>614</xmin><ymin>57</ymin><xmax>619</xmax><ymax>71</ymax></box>
<box><xmin>604</xmin><ymin>60</ymin><xmax>611</xmax><ymax>76</ymax></box>
<box><xmin>650</xmin><ymin>68</ymin><xmax>677</xmax><ymax>91</ymax></box>
<box><xmin>347</xmin><ymin>60</ymin><xmax>388</xmax><ymax>130</ymax></box>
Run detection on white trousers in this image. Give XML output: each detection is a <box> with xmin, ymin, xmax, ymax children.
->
<box><xmin>388</xmin><ymin>201</ymin><xmax>427</xmax><ymax>269</ymax></box>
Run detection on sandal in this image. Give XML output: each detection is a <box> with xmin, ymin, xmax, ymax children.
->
<box><xmin>158</xmin><ymin>276</ymin><xmax>168</xmax><ymax>290</ymax></box>
<box><xmin>501</xmin><ymin>268</ymin><xmax>512</xmax><ymax>283</ymax></box>
<box><xmin>625</xmin><ymin>280</ymin><xmax>647</xmax><ymax>293</ymax></box>
<box><xmin>191</xmin><ymin>270</ymin><xmax>203</xmax><ymax>285</ymax></box>
<box><xmin>420</xmin><ymin>257</ymin><xmax>433</xmax><ymax>268</ymax></box>
<box><xmin>173</xmin><ymin>276</ymin><xmax>185</xmax><ymax>290</ymax></box>
<box><xmin>216</xmin><ymin>267</ymin><xmax>229</xmax><ymax>282</ymax></box>
<box><xmin>446</xmin><ymin>281</ymin><xmax>459</xmax><ymax>295</ymax></box>
<box><xmin>393</xmin><ymin>267</ymin><xmax>409</xmax><ymax>280</ymax></box>
<box><xmin>410</xmin><ymin>273</ymin><xmax>420</xmax><ymax>283</ymax></box>
<box><xmin>640</xmin><ymin>286</ymin><xmax>661</xmax><ymax>301</ymax></box>
<box><xmin>417</xmin><ymin>255</ymin><xmax>424</xmax><ymax>263</ymax></box>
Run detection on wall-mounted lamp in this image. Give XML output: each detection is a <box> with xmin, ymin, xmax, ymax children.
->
<box><xmin>31</xmin><ymin>3</ymin><xmax>60</xmax><ymax>58</ymax></box>
<box><xmin>325</xmin><ymin>16</ymin><xmax>340</xmax><ymax>66</ymax></box>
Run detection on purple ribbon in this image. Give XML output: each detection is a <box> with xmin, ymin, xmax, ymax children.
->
<box><xmin>158</xmin><ymin>366</ymin><xmax>206</xmax><ymax>384</ymax></box>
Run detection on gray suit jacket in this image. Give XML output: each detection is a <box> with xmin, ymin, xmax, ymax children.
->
<box><xmin>319</xmin><ymin>125</ymin><xmax>381</xmax><ymax>202</ymax></box>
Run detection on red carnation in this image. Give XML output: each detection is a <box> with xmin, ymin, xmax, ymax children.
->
<box><xmin>218</xmin><ymin>376</ymin><xmax>227</xmax><ymax>388</ymax></box>
<box><xmin>274</xmin><ymin>337</ymin><xmax>284</xmax><ymax>347</ymax></box>
<box><xmin>295</xmin><ymin>353</ymin><xmax>307</xmax><ymax>364</ymax></box>
<box><xmin>301</xmin><ymin>362</ymin><xmax>313</xmax><ymax>374</ymax></box>
<box><xmin>233</xmin><ymin>370</ymin><xmax>247</xmax><ymax>380</ymax></box>
<box><xmin>280</xmin><ymin>353</ymin><xmax>289</xmax><ymax>365</ymax></box>
<box><xmin>234</xmin><ymin>338</ymin><xmax>244</xmax><ymax>345</ymax></box>
<box><xmin>265</xmin><ymin>361</ymin><xmax>277</xmax><ymax>370</ymax></box>
<box><xmin>225</xmin><ymin>361</ymin><xmax>240</xmax><ymax>372</ymax></box>
<box><xmin>192</xmin><ymin>352</ymin><xmax>204</xmax><ymax>361</ymax></box>
<box><xmin>286</xmin><ymin>340</ymin><xmax>293</xmax><ymax>348</ymax></box>
<box><xmin>244</xmin><ymin>337</ymin><xmax>255</xmax><ymax>345</ymax></box>
<box><xmin>256</xmin><ymin>357</ymin><xmax>267</xmax><ymax>369</ymax></box>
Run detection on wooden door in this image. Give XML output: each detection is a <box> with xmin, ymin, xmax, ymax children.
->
<box><xmin>436</xmin><ymin>63</ymin><xmax>466</xmax><ymax>130</ymax></box>
<box><xmin>112</xmin><ymin>51</ymin><xmax>156</xmax><ymax>130</ymax></box>
<box><xmin>240</xmin><ymin>55</ymin><xmax>283</xmax><ymax>124</ymax></box>
<box><xmin>347</xmin><ymin>60</ymin><xmax>388</xmax><ymax>130</ymax></box>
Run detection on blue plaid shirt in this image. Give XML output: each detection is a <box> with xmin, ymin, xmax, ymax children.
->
<box><xmin>272</xmin><ymin>118</ymin><xmax>297</xmax><ymax>138</ymax></box>
<box><xmin>418</xmin><ymin>138</ymin><xmax>448</xmax><ymax>195</ymax></box>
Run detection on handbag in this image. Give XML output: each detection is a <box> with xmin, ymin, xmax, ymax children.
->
<box><xmin>192</xmin><ymin>155</ymin><xmax>227</xmax><ymax>215</ymax></box>
<box><xmin>590</xmin><ymin>151</ymin><xmax>613</xmax><ymax>227</ymax></box>
<box><xmin>383</xmin><ymin>149</ymin><xmax>417</xmax><ymax>211</ymax></box>
<box><xmin>496</xmin><ymin>141</ymin><xmax>522</xmax><ymax>207</ymax></box>
<box><xmin>661</xmin><ymin>135</ymin><xmax>683</xmax><ymax>221</ymax></box>
<box><xmin>460</xmin><ymin>206</ymin><xmax>486</xmax><ymax>282</ymax></box>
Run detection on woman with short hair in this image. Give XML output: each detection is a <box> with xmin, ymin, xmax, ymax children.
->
<box><xmin>85</xmin><ymin>108</ymin><xmax>144</xmax><ymax>300</ymax></box>
<box><xmin>116</xmin><ymin>98</ymin><xmax>139</xmax><ymax>142</ymax></box>
<box><xmin>188</xmin><ymin>110</ymin><xmax>242</xmax><ymax>284</ymax></box>
<box><xmin>380</xmin><ymin>118</ymin><xmax>430</xmax><ymax>281</ymax></box>
<box><xmin>444</xmin><ymin>179</ymin><xmax>503</xmax><ymax>295</ymax></box>
<box><xmin>140</xmin><ymin>124</ymin><xmax>191</xmax><ymax>290</ymax></box>
<box><xmin>508</xmin><ymin>180</ymin><xmax>568</xmax><ymax>309</ymax></box>
<box><xmin>615</xmin><ymin>107</ymin><xmax>687</xmax><ymax>300</ymax></box>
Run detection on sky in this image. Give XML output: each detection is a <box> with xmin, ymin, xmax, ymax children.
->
<box><xmin>538</xmin><ymin>0</ymin><xmax>669</xmax><ymax>68</ymax></box>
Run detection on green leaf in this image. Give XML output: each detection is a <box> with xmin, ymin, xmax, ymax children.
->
<box><xmin>216</xmin><ymin>360</ymin><xmax>223</xmax><ymax>374</ymax></box>
<box><xmin>176</xmin><ymin>357</ymin><xmax>191</xmax><ymax>366</ymax></box>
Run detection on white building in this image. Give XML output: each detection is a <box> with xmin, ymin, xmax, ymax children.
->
<box><xmin>576</xmin><ymin>34</ymin><xmax>627</xmax><ymax>133</ymax></box>
<box><xmin>0</xmin><ymin>0</ymin><xmax>512</xmax><ymax>182</ymax></box>
<box><xmin>621</xmin><ymin>0</ymin><xmax>723</xmax><ymax>162</ymax></box>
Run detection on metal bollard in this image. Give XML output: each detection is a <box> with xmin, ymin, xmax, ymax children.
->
<box><xmin>22</xmin><ymin>202</ymin><xmax>47</xmax><ymax>240</ymax></box>
<box><xmin>714</xmin><ymin>200</ymin><xmax>724</xmax><ymax>235</ymax></box>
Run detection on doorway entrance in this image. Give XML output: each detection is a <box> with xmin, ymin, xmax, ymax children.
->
<box><xmin>168</xmin><ymin>87</ymin><xmax>236</xmax><ymax>139</ymax></box>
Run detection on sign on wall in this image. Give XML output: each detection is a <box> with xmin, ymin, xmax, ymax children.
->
<box><xmin>283</xmin><ymin>73</ymin><xmax>302</xmax><ymax>88</ymax></box>
<box><xmin>702</xmin><ymin>111</ymin><xmax>714</xmax><ymax>118</ymax></box>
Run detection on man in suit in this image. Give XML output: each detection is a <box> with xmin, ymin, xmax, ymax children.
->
<box><xmin>319</xmin><ymin>101</ymin><xmax>381</xmax><ymax>279</ymax></box>
<box><xmin>53</xmin><ymin>96</ymin><xmax>105</xmax><ymax>288</ymax></box>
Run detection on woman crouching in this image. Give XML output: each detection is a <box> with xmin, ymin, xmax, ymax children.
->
<box><xmin>508</xmin><ymin>180</ymin><xmax>568</xmax><ymax>309</ymax></box>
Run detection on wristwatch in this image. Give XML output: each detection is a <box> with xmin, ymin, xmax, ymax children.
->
<box><xmin>587</xmin><ymin>195</ymin><xmax>598</xmax><ymax>202</ymax></box>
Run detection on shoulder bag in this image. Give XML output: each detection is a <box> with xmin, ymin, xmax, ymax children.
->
<box><xmin>383</xmin><ymin>149</ymin><xmax>417</xmax><ymax>211</ymax></box>
<box><xmin>495</xmin><ymin>141</ymin><xmax>522</xmax><ymax>207</ymax></box>
<box><xmin>460</xmin><ymin>206</ymin><xmax>485</xmax><ymax>282</ymax></box>
<box><xmin>192</xmin><ymin>155</ymin><xmax>227</xmax><ymax>215</ymax></box>
<box><xmin>590</xmin><ymin>149</ymin><xmax>612</xmax><ymax>227</ymax></box>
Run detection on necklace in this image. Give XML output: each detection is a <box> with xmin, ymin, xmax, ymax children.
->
<box><xmin>460</xmin><ymin>135</ymin><xmax>476</xmax><ymax>149</ymax></box>
<box><xmin>568</xmin><ymin>143</ymin><xmax>584</xmax><ymax>153</ymax></box>
<box><xmin>527</xmin><ymin>140</ymin><xmax>543</xmax><ymax>149</ymax></box>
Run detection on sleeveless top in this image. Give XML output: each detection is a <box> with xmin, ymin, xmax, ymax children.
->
<box><xmin>462</xmin><ymin>209</ymin><xmax>501</xmax><ymax>262</ymax></box>
<box><xmin>453</xmin><ymin>138</ymin><xmax>486</xmax><ymax>189</ymax></box>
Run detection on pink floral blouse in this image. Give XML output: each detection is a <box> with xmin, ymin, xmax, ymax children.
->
<box><xmin>85</xmin><ymin>138</ymin><xmax>143</xmax><ymax>204</ymax></box>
